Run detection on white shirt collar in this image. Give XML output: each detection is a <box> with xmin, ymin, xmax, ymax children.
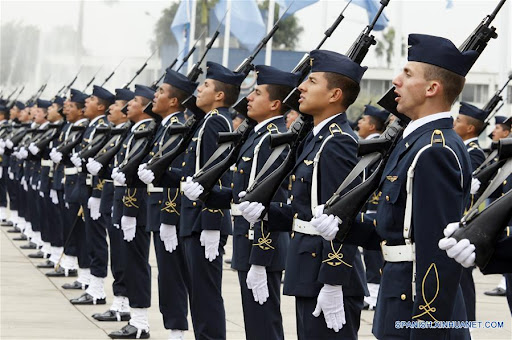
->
<box><xmin>254</xmin><ymin>116</ymin><xmax>281</xmax><ymax>133</ymax></box>
<box><xmin>73</xmin><ymin>118</ymin><xmax>88</xmax><ymax>126</ymax></box>
<box><xmin>131</xmin><ymin>118</ymin><xmax>153</xmax><ymax>132</ymax></box>
<box><xmin>161</xmin><ymin>111</ymin><xmax>180</xmax><ymax>126</ymax></box>
<box><xmin>115</xmin><ymin>122</ymin><xmax>127</xmax><ymax>128</ymax></box>
<box><xmin>313</xmin><ymin>112</ymin><xmax>343</xmax><ymax>136</ymax></box>
<box><xmin>365</xmin><ymin>133</ymin><xmax>381</xmax><ymax>140</ymax></box>
<box><xmin>0</xmin><ymin>119</ymin><xmax>6</xmax><ymax>124</ymax></box>
<box><xmin>89</xmin><ymin>114</ymin><xmax>105</xmax><ymax>126</ymax></box>
<box><xmin>403</xmin><ymin>111</ymin><xmax>452</xmax><ymax>139</ymax></box>
<box><xmin>30</xmin><ymin>122</ymin><xmax>38</xmax><ymax>128</ymax></box>
<box><xmin>463</xmin><ymin>137</ymin><xmax>478</xmax><ymax>145</ymax></box>
<box><xmin>38</xmin><ymin>121</ymin><xmax>50</xmax><ymax>129</ymax></box>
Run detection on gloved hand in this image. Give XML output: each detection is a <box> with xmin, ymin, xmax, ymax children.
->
<box><xmin>21</xmin><ymin>176</ymin><xmax>28</xmax><ymax>191</ymax></box>
<box><xmin>238</xmin><ymin>191</ymin><xmax>265</xmax><ymax>224</ymax></box>
<box><xmin>112</xmin><ymin>167</ymin><xmax>126</xmax><ymax>185</ymax></box>
<box><xmin>28</xmin><ymin>143</ymin><xmax>40</xmax><ymax>155</ymax></box>
<box><xmin>88</xmin><ymin>197</ymin><xmax>101</xmax><ymax>220</ymax></box>
<box><xmin>70</xmin><ymin>153</ymin><xmax>82</xmax><ymax>168</ymax></box>
<box><xmin>37</xmin><ymin>181</ymin><xmax>41</xmax><ymax>190</ymax></box>
<box><xmin>200</xmin><ymin>229</ymin><xmax>220</xmax><ymax>262</ymax></box>
<box><xmin>18</xmin><ymin>147</ymin><xmax>28</xmax><ymax>160</ymax></box>
<box><xmin>111</xmin><ymin>167</ymin><xmax>120</xmax><ymax>181</ymax></box>
<box><xmin>137</xmin><ymin>166</ymin><xmax>155</xmax><ymax>185</ymax></box>
<box><xmin>0</xmin><ymin>139</ymin><xmax>5</xmax><ymax>148</ymax></box>
<box><xmin>438</xmin><ymin>222</ymin><xmax>476</xmax><ymax>268</ymax></box>
<box><xmin>160</xmin><ymin>223</ymin><xmax>178</xmax><ymax>253</ymax></box>
<box><xmin>121</xmin><ymin>216</ymin><xmax>136</xmax><ymax>242</ymax></box>
<box><xmin>0</xmin><ymin>147</ymin><xmax>5</xmax><ymax>155</ymax></box>
<box><xmin>311</xmin><ymin>204</ymin><xmax>340</xmax><ymax>241</ymax></box>
<box><xmin>8</xmin><ymin>168</ymin><xmax>14</xmax><ymax>180</ymax></box>
<box><xmin>183</xmin><ymin>176</ymin><xmax>204</xmax><ymax>201</ymax></box>
<box><xmin>86</xmin><ymin>158</ymin><xmax>103</xmax><ymax>175</ymax></box>
<box><xmin>39</xmin><ymin>190</ymin><xmax>44</xmax><ymax>198</ymax></box>
<box><xmin>5</xmin><ymin>139</ymin><xmax>13</xmax><ymax>149</ymax></box>
<box><xmin>470</xmin><ymin>178</ymin><xmax>481</xmax><ymax>195</ymax></box>
<box><xmin>31</xmin><ymin>182</ymin><xmax>36</xmax><ymax>190</ymax></box>
<box><xmin>313</xmin><ymin>284</ymin><xmax>346</xmax><ymax>332</ymax></box>
<box><xmin>246</xmin><ymin>265</ymin><xmax>269</xmax><ymax>305</ymax></box>
<box><xmin>50</xmin><ymin>189</ymin><xmax>59</xmax><ymax>204</ymax></box>
<box><xmin>50</xmin><ymin>148</ymin><xmax>63</xmax><ymax>163</ymax></box>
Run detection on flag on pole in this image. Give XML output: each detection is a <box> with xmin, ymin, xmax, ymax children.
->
<box><xmin>353</xmin><ymin>0</ymin><xmax>388</xmax><ymax>31</ymax></box>
<box><xmin>213</xmin><ymin>0</ymin><xmax>265</xmax><ymax>51</ymax></box>
<box><xmin>170</xmin><ymin>0</ymin><xmax>193</xmax><ymax>66</ymax></box>
<box><xmin>275</xmin><ymin>0</ymin><xmax>319</xmax><ymax>18</ymax></box>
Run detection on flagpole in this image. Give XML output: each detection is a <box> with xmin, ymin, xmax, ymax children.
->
<box><xmin>222</xmin><ymin>0</ymin><xmax>232</xmax><ymax>67</ymax></box>
<box><xmin>264</xmin><ymin>0</ymin><xmax>276</xmax><ymax>66</ymax></box>
<box><xmin>188</xmin><ymin>0</ymin><xmax>197</xmax><ymax>74</ymax></box>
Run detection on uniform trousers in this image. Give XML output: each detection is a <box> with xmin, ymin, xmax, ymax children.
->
<box><xmin>505</xmin><ymin>273</ymin><xmax>512</xmax><ymax>315</ymax></box>
<box><xmin>46</xmin><ymin>197</ymin><xmax>64</xmax><ymax>247</ymax></box>
<box><xmin>6</xmin><ymin>175</ymin><xmax>17</xmax><ymax>211</ymax></box>
<box><xmin>363</xmin><ymin>249</ymin><xmax>383</xmax><ymax>284</ymax></box>
<box><xmin>105</xmin><ymin>215</ymin><xmax>127</xmax><ymax>297</ymax></box>
<box><xmin>63</xmin><ymin>202</ymin><xmax>90</xmax><ymax>269</ymax></box>
<box><xmin>460</xmin><ymin>267</ymin><xmax>476</xmax><ymax>321</ymax></box>
<box><xmin>0</xmin><ymin>170</ymin><xmax>7</xmax><ymax>207</ymax></box>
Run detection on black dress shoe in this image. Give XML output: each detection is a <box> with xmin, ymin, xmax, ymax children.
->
<box><xmin>93</xmin><ymin>310</ymin><xmax>131</xmax><ymax>322</ymax></box>
<box><xmin>12</xmin><ymin>234</ymin><xmax>28</xmax><ymax>241</ymax></box>
<box><xmin>1</xmin><ymin>220</ymin><xmax>14</xmax><ymax>226</ymax></box>
<box><xmin>224</xmin><ymin>258</ymin><xmax>232</xmax><ymax>264</ymax></box>
<box><xmin>362</xmin><ymin>301</ymin><xmax>376</xmax><ymax>311</ymax></box>
<box><xmin>37</xmin><ymin>260</ymin><xmax>55</xmax><ymax>268</ymax></box>
<box><xmin>484</xmin><ymin>287</ymin><xmax>506</xmax><ymax>296</ymax></box>
<box><xmin>28</xmin><ymin>250</ymin><xmax>46</xmax><ymax>258</ymax></box>
<box><xmin>46</xmin><ymin>267</ymin><xmax>78</xmax><ymax>277</ymax></box>
<box><xmin>21</xmin><ymin>242</ymin><xmax>38</xmax><ymax>250</ymax></box>
<box><xmin>109</xmin><ymin>324</ymin><xmax>149</xmax><ymax>339</ymax></box>
<box><xmin>62</xmin><ymin>280</ymin><xmax>88</xmax><ymax>289</ymax></box>
<box><xmin>70</xmin><ymin>292</ymin><xmax>106</xmax><ymax>305</ymax></box>
<box><xmin>7</xmin><ymin>227</ymin><xmax>21</xmax><ymax>233</ymax></box>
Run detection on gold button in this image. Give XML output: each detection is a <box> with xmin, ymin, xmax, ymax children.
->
<box><xmin>291</xmin><ymin>175</ymin><xmax>296</xmax><ymax>181</ymax></box>
<box><xmin>192</xmin><ymin>202</ymin><xmax>197</xmax><ymax>207</ymax></box>
<box><xmin>301</xmin><ymin>178</ymin><xmax>304</xmax><ymax>182</ymax></box>
<box><xmin>182</xmin><ymin>162</ymin><xmax>186</xmax><ymax>166</ymax></box>
<box><xmin>290</xmin><ymin>195</ymin><xmax>294</xmax><ymax>202</ymax></box>
<box><xmin>373</xmin><ymin>219</ymin><xmax>377</xmax><ymax>227</ymax></box>
<box><xmin>401</xmin><ymin>294</ymin><xmax>406</xmax><ymax>301</ymax></box>
<box><xmin>245</xmin><ymin>234</ymin><xmax>248</xmax><ymax>238</ymax></box>
<box><xmin>291</xmin><ymin>232</ymin><xmax>295</xmax><ymax>238</ymax></box>
<box><xmin>181</xmin><ymin>176</ymin><xmax>185</xmax><ymax>181</ymax></box>
<box><xmin>504</xmin><ymin>180</ymin><xmax>507</xmax><ymax>185</ymax></box>
<box><xmin>311</xmin><ymin>252</ymin><xmax>316</xmax><ymax>258</ymax></box>
<box><xmin>385</xmin><ymin>195</ymin><xmax>390</xmax><ymax>201</ymax></box>
<box><xmin>230</xmin><ymin>183</ymin><xmax>234</xmax><ymax>188</ymax></box>
<box><xmin>158</xmin><ymin>201</ymin><xmax>162</xmax><ymax>204</ymax></box>
<box><xmin>239</xmin><ymin>169</ymin><xmax>244</xmax><ymax>174</ymax></box>
<box><xmin>294</xmin><ymin>213</ymin><xmax>298</xmax><ymax>218</ymax></box>
<box><xmin>234</xmin><ymin>167</ymin><xmax>237</xmax><ymax>171</ymax></box>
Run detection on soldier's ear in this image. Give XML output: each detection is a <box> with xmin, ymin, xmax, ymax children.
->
<box><xmin>425</xmin><ymin>80</ymin><xmax>441</xmax><ymax>99</ymax></box>
<box><xmin>328</xmin><ymin>88</ymin><xmax>343</xmax><ymax>104</ymax></box>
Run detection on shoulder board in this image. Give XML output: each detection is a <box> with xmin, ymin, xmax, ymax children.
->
<box><xmin>430</xmin><ymin>129</ymin><xmax>445</xmax><ymax>146</ymax></box>
<box><xmin>170</xmin><ymin>116</ymin><xmax>180</xmax><ymax>124</ymax></box>
<box><xmin>329</xmin><ymin>123</ymin><xmax>342</xmax><ymax>136</ymax></box>
<box><xmin>266</xmin><ymin>123</ymin><xmax>279</xmax><ymax>133</ymax></box>
<box><xmin>210</xmin><ymin>109</ymin><xmax>219</xmax><ymax>115</ymax></box>
<box><xmin>137</xmin><ymin>124</ymin><xmax>146</xmax><ymax>131</ymax></box>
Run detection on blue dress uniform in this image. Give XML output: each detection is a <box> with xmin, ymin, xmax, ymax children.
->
<box><xmin>0</xmin><ymin>114</ymin><xmax>10</xmax><ymax>215</ymax></box>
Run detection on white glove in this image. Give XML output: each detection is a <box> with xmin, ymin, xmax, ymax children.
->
<box><xmin>5</xmin><ymin>139</ymin><xmax>13</xmax><ymax>149</ymax></box>
<box><xmin>0</xmin><ymin>139</ymin><xmax>5</xmax><ymax>148</ymax></box>
<box><xmin>88</xmin><ymin>197</ymin><xmax>101</xmax><ymax>220</ymax></box>
<box><xmin>116</xmin><ymin>171</ymin><xmax>126</xmax><ymax>185</ymax></box>
<box><xmin>0</xmin><ymin>147</ymin><xmax>4</xmax><ymax>155</ymax></box>
<box><xmin>121</xmin><ymin>216</ymin><xmax>136</xmax><ymax>242</ymax></box>
<box><xmin>238</xmin><ymin>191</ymin><xmax>265</xmax><ymax>224</ymax></box>
<box><xmin>39</xmin><ymin>191</ymin><xmax>44</xmax><ymax>198</ymax></box>
<box><xmin>137</xmin><ymin>166</ymin><xmax>155</xmax><ymax>185</ymax></box>
<box><xmin>200</xmin><ymin>229</ymin><xmax>220</xmax><ymax>262</ymax></box>
<box><xmin>50</xmin><ymin>189</ymin><xmax>59</xmax><ymax>204</ymax></box>
<box><xmin>50</xmin><ymin>148</ymin><xmax>62</xmax><ymax>163</ymax></box>
<box><xmin>160</xmin><ymin>223</ymin><xmax>178</xmax><ymax>253</ymax></box>
<box><xmin>311</xmin><ymin>204</ymin><xmax>340</xmax><ymax>241</ymax></box>
<box><xmin>18</xmin><ymin>147</ymin><xmax>28</xmax><ymax>159</ymax></box>
<box><xmin>470</xmin><ymin>178</ymin><xmax>481</xmax><ymax>195</ymax></box>
<box><xmin>246</xmin><ymin>265</ymin><xmax>269</xmax><ymax>305</ymax></box>
<box><xmin>8</xmin><ymin>169</ymin><xmax>14</xmax><ymax>180</ymax></box>
<box><xmin>438</xmin><ymin>222</ymin><xmax>476</xmax><ymax>268</ymax></box>
<box><xmin>28</xmin><ymin>143</ymin><xmax>40</xmax><ymax>155</ymax></box>
<box><xmin>183</xmin><ymin>176</ymin><xmax>204</xmax><ymax>201</ymax></box>
<box><xmin>31</xmin><ymin>182</ymin><xmax>36</xmax><ymax>190</ymax></box>
<box><xmin>21</xmin><ymin>176</ymin><xmax>28</xmax><ymax>191</ymax></box>
<box><xmin>70</xmin><ymin>153</ymin><xmax>82</xmax><ymax>168</ymax></box>
<box><xmin>111</xmin><ymin>167</ymin><xmax>120</xmax><ymax>180</ymax></box>
<box><xmin>37</xmin><ymin>180</ymin><xmax>41</xmax><ymax>190</ymax></box>
<box><xmin>138</xmin><ymin>163</ymin><xmax>147</xmax><ymax>171</ymax></box>
<box><xmin>86</xmin><ymin>158</ymin><xmax>103</xmax><ymax>176</ymax></box>
<box><xmin>313</xmin><ymin>284</ymin><xmax>346</xmax><ymax>332</ymax></box>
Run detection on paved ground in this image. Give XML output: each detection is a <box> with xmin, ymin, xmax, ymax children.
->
<box><xmin>1</xmin><ymin>226</ymin><xmax>511</xmax><ymax>340</ymax></box>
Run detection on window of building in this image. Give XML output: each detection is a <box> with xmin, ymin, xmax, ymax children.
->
<box><xmin>360</xmin><ymin>79</ymin><xmax>393</xmax><ymax>97</ymax></box>
<box><xmin>461</xmin><ymin>84</ymin><xmax>489</xmax><ymax>104</ymax></box>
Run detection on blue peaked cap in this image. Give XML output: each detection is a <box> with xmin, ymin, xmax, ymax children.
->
<box><xmin>52</xmin><ymin>96</ymin><xmax>65</xmax><ymax>106</ymax></box>
<box><xmin>36</xmin><ymin>99</ymin><xmax>52</xmax><ymax>109</ymax></box>
<box><xmin>92</xmin><ymin>85</ymin><xmax>115</xmax><ymax>104</ymax></box>
<box><xmin>495</xmin><ymin>116</ymin><xmax>508</xmax><ymax>125</ymax></box>
<box><xmin>70</xmin><ymin>88</ymin><xmax>89</xmax><ymax>104</ymax></box>
<box><xmin>134</xmin><ymin>84</ymin><xmax>155</xmax><ymax>100</ymax></box>
<box><xmin>15</xmin><ymin>101</ymin><xmax>26</xmax><ymax>110</ymax></box>
<box><xmin>115</xmin><ymin>88</ymin><xmax>135</xmax><ymax>102</ymax></box>
<box><xmin>309</xmin><ymin>50</ymin><xmax>367</xmax><ymax>84</ymax></box>
<box><xmin>0</xmin><ymin>105</ymin><xmax>7</xmax><ymax>112</ymax></box>
<box><xmin>255</xmin><ymin>65</ymin><xmax>300</xmax><ymax>88</ymax></box>
<box><xmin>206</xmin><ymin>62</ymin><xmax>245</xmax><ymax>87</ymax></box>
<box><xmin>407</xmin><ymin>34</ymin><xmax>479</xmax><ymax>77</ymax></box>
<box><xmin>364</xmin><ymin>105</ymin><xmax>389</xmax><ymax>123</ymax></box>
<box><xmin>459</xmin><ymin>102</ymin><xmax>487</xmax><ymax>122</ymax></box>
<box><xmin>164</xmin><ymin>69</ymin><xmax>198</xmax><ymax>95</ymax></box>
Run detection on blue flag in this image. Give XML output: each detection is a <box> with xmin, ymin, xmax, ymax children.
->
<box><xmin>213</xmin><ymin>0</ymin><xmax>265</xmax><ymax>51</ymax></box>
<box><xmin>353</xmin><ymin>0</ymin><xmax>388</xmax><ymax>31</ymax></box>
<box><xmin>170</xmin><ymin>0</ymin><xmax>193</xmax><ymax>67</ymax></box>
<box><xmin>276</xmin><ymin>0</ymin><xmax>319</xmax><ymax>18</ymax></box>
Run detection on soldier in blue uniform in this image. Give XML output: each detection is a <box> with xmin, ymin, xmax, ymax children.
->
<box><xmin>87</xmin><ymin>87</ymin><xmax>133</xmax><ymax>322</ymax></box>
<box><xmin>0</xmin><ymin>105</ymin><xmax>10</xmax><ymax>225</ymax></box>
<box><xmin>490</xmin><ymin>116</ymin><xmax>511</xmax><ymax>142</ymax></box>
<box><xmin>183</xmin><ymin>65</ymin><xmax>297</xmax><ymax>340</ymax></box>
<box><xmin>240</xmin><ymin>50</ymin><xmax>368</xmax><ymax>339</ymax></box>
<box><xmin>356</xmin><ymin>105</ymin><xmax>389</xmax><ymax>311</ymax></box>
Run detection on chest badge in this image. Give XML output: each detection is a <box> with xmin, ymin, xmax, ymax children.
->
<box><xmin>386</xmin><ymin>176</ymin><xmax>398</xmax><ymax>182</ymax></box>
<box><xmin>304</xmin><ymin>160</ymin><xmax>313</xmax><ymax>166</ymax></box>
<box><xmin>242</xmin><ymin>157</ymin><xmax>251</xmax><ymax>162</ymax></box>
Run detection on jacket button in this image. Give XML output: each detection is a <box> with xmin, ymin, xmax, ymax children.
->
<box><xmin>291</xmin><ymin>175</ymin><xmax>296</xmax><ymax>181</ymax></box>
<box><xmin>192</xmin><ymin>202</ymin><xmax>197</xmax><ymax>207</ymax></box>
<box><xmin>234</xmin><ymin>167</ymin><xmax>237</xmax><ymax>171</ymax></box>
<box><xmin>290</xmin><ymin>195</ymin><xmax>294</xmax><ymax>202</ymax></box>
<box><xmin>239</xmin><ymin>169</ymin><xmax>244</xmax><ymax>174</ymax></box>
<box><xmin>311</xmin><ymin>252</ymin><xmax>316</xmax><ymax>258</ymax></box>
<box><xmin>385</xmin><ymin>195</ymin><xmax>390</xmax><ymax>201</ymax></box>
<box><xmin>401</xmin><ymin>294</ymin><xmax>406</xmax><ymax>301</ymax></box>
<box><xmin>231</xmin><ymin>183</ymin><xmax>234</xmax><ymax>188</ymax></box>
<box><xmin>182</xmin><ymin>162</ymin><xmax>186</xmax><ymax>166</ymax></box>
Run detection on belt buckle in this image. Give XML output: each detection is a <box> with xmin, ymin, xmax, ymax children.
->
<box><xmin>248</xmin><ymin>229</ymin><xmax>254</xmax><ymax>240</ymax></box>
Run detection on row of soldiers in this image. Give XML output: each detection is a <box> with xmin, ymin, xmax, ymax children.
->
<box><xmin>0</xmin><ymin>32</ymin><xmax>511</xmax><ymax>340</ymax></box>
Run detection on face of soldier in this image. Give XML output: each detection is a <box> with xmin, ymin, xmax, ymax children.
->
<box><xmin>298</xmin><ymin>72</ymin><xmax>333</xmax><ymax>116</ymax></box>
<box><xmin>247</xmin><ymin>84</ymin><xmax>280</xmax><ymax>123</ymax></box>
<box><xmin>126</xmin><ymin>96</ymin><xmax>145</xmax><ymax>122</ymax></box>
<box><xmin>357</xmin><ymin>115</ymin><xmax>375</xmax><ymax>139</ymax></box>
<box><xmin>33</xmin><ymin>107</ymin><xmax>47</xmax><ymax>124</ymax></box>
<box><xmin>29</xmin><ymin>106</ymin><xmax>37</xmax><ymax>120</ymax></box>
<box><xmin>492</xmin><ymin>124</ymin><xmax>511</xmax><ymax>141</ymax></box>
<box><xmin>392</xmin><ymin>62</ymin><xmax>430</xmax><ymax>119</ymax></box>
<box><xmin>453</xmin><ymin>114</ymin><xmax>474</xmax><ymax>140</ymax></box>
<box><xmin>18</xmin><ymin>108</ymin><xmax>30</xmax><ymax>122</ymax></box>
<box><xmin>47</xmin><ymin>103</ymin><xmax>61</xmax><ymax>122</ymax></box>
<box><xmin>152</xmin><ymin>83</ymin><xmax>174</xmax><ymax>115</ymax></box>
<box><xmin>196</xmin><ymin>79</ymin><xmax>221</xmax><ymax>112</ymax></box>
<box><xmin>285</xmin><ymin>110</ymin><xmax>299</xmax><ymax>129</ymax></box>
<box><xmin>108</xmin><ymin>100</ymin><xmax>128</xmax><ymax>126</ymax></box>
<box><xmin>66</xmin><ymin>102</ymin><xmax>83</xmax><ymax>123</ymax></box>
<box><xmin>9</xmin><ymin>106</ymin><xmax>19</xmax><ymax>120</ymax></box>
<box><xmin>84</xmin><ymin>95</ymin><xmax>100</xmax><ymax>119</ymax></box>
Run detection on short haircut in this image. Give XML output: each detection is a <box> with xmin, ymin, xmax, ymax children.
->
<box><xmin>167</xmin><ymin>85</ymin><xmax>188</xmax><ymax>111</ymax></box>
<box><xmin>323</xmin><ymin>72</ymin><xmax>360</xmax><ymax>109</ymax></box>
<box><xmin>498</xmin><ymin>123</ymin><xmax>511</xmax><ymax>133</ymax></box>
<box><xmin>70</xmin><ymin>102</ymin><xmax>85</xmax><ymax>110</ymax></box>
<box><xmin>266</xmin><ymin>84</ymin><xmax>294</xmax><ymax>114</ymax></box>
<box><xmin>367</xmin><ymin>115</ymin><xmax>386</xmax><ymax>132</ymax></box>
<box><xmin>465</xmin><ymin>115</ymin><xmax>484</xmax><ymax>134</ymax></box>
<box><xmin>139</xmin><ymin>97</ymin><xmax>151</xmax><ymax>107</ymax></box>
<box><xmin>422</xmin><ymin>64</ymin><xmax>465</xmax><ymax>106</ymax></box>
<box><xmin>212</xmin><ymin>79</ymin><xmax>240</xmax><ymax>107</ymax></box>
<box><xmin>97</xmin><ymin>97</ymin><xmax>113</xmax><ymax>110</ymax></box>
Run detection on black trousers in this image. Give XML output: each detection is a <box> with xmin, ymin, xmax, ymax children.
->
<box><xmin>83</xmin><ymin>205</ymin><xmax>108</xmax><ymax>278</ymax></box>
<box><xmin>0</xmin><ymin>169</ymin><xmax>7</xmax><ymax>207</ymax></box>
<box><xmin>105</xmin><ymin>215</ymin><xmax>127</xmax><ymax>297</ymax></box>
<box><xmin>47</xmin><ymin>197</ymin><xmax>64</xmax><ymax>247</ymax></box>
<box><xmin>238</xmin><ymin>270</ymin><xmax>284</xmax><ymax>340</ymax></box>
<box><xmin>363</xmin><ymin>249</ymin><xmax>384</xmax><ymax>284</ymax></box>
<box><xmin>295</xmin><ymin>295</ymin><xmax>363</xmax><ymax>340</ymax></box>
<box><xmin>505</xmin><ymin>273</ymin><xmax>512</xmax><ymax>315</ymax></box>
<box><xmin>6</xmin><ymin>176</ymin><xmax>17</xmax><ymax>211</ymax></box>
<box><xmin>460</xmin><ymin>267</ymin><xmax>476</xmax><ymax>321</ymax></box>
<box><xmin>63</xmin><ymin>202</ymin><xmax>90</xmax><ymax>269</ymax></box>
<box><xmin>182</xmin><ymin>234</ymin><xmax>227</xmax><ymax>340</ymax></box>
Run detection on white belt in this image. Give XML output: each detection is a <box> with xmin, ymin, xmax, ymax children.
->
<box><xmin>41</xmin><ymin>160</ymin><xmax>53</xmax><ymax>167</ymax></box>
<box><xmin>231</xmin><ymin>203</ymin><xmax>242</xmax><ymax>216</ymax></box>
<box><xmin>292</xmin><ymin>218</ymin><xmax>320</xmax><ymax>236</ymax></box>
<box><xmin>86</xmin><ymin>174</ymin><xmax>93</xmax><ymax>186</ymax></box>
<box><xmin>64</xmin><ymin>168</ymin><xmax>78</xmax><ymax>175</ymax></box>
<box><xmin>114</xmin><ymin>179</ymin><xmax>125</xmax><ymax>187</ymax></box>
<box><xmin>147</xmin><ymin>183</ymin><xmax>163</xmax><ymax>193</ymax></box>
<box><xmin>104</xmin><ymin>179</ymin><xmax>113</xmax><ymax>183</ymax></box>
<box><xmin>180</xmin><ymin>181</ymin><xmax>185</xmax><ymax>192</ymax></box>
<box><xmin>381</xmin><ymin>242</ymin><xmax>415</xmax><ymax>262</ymax></box>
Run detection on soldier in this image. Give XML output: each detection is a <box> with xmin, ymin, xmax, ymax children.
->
<box><xmin>183</xmin><ymin>65</ymin><xmax>297</xmax><ymax>340</ymax></box>
<box><xmin>491</xmin><ymin>116</ymin><xmax>511</xmax><ymax>142</ymax></box>
<box><xmin>0</xmin><ymin>105</ymin><xmax>10</xmax><ymax>225</ymax></box>
<box><xmin>240</xmin><ymin>50</ymin><xmax>368</xmax><ymax>339</ymax></box>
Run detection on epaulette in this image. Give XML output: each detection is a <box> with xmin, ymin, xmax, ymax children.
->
<box><xmin>266</xmin><ymin>122</ymin><xmax>279</xmax><ymax>133</ymax></box>
<box><xmin>136</xmin><ymin>123</ymin><xmax>146</xmax><ymax>131</ymax></box>
<box><xmin>430</xmin><ymin>129</ymin><xmax>445</xmax><ymax>146</ymax></box>
<box><xmin>329</xmin><ymin>123</ymin><xmax>342</xmax><ymax>136</ymax></box>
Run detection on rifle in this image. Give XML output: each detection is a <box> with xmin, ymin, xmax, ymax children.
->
<box><xmin>83</xmin><ymin>66</ymin><xmax>103</xmax><ymax>92</ymax></box>
<box><xmin>101</xmin><ymin>59</ymin><xmax>124</xmax><ymax>88</ymax></box>
<box><xmin>56</xmin><ymin>124</ymin><xmax>88</xmax><ymax>157</ymax></box>
<box><xmin>123</xmin><ymin>49</ymin><xmax>158</xmax><ymax>89</ymax></box>
<box><xmin>56</xmin><ymin>66</ymin><xmax>83</xmax><ymax>98</ymax></box>
<box><xmin>77</xmin><ymin>126</ymin><xmax>112</xmax><ymax>161</ymax></box>
<box><xmin>478</xmin><ymin>73</ymin><xmax>512</xmax><ymax>134</ymax></box>
<box><xmin>32</xmin><ymin>122</ymin><xmax>64</xmax><ymax>155</ymax></box>
<box><xmin>93</xmin><ymin>124</ymin><xmax>131</xmax><ymax>177</ymax></box>
<box><xmin>7</xmin><ymin>86</ymin><xmax>25</xmax><ymax>109</ymax></box>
